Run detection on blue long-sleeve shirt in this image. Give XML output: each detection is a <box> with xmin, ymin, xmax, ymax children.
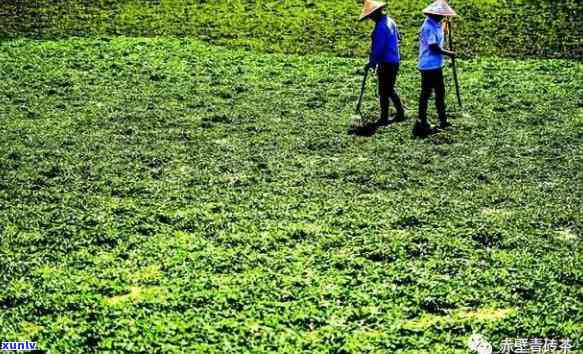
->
<box><xmin>417</xmin><ymin>16</ymin><xmax>445</xmax><ymax>70</ymax></box>
<box><xmin>369</xmin><ymin>15</ymin><xmax>400</xmax><ymax>66</ymax></box>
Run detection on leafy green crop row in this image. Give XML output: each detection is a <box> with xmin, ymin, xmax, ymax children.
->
<box><xmin>1</xmin><ymin>0</ymin><xmax>582</xmax><ymax>59</ymax></box>
<box><xmin>0</xmin><ymin>37</ymin><xmax>581</xmax><ymax>352</ymax></box>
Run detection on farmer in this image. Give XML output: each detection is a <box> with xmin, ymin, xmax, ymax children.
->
<box><xmin>413</xmin><ymin>0</ymin><xmax>457</xmax><ymax>137</ymax></box>
<box><xmin>360</xmin><ymin>0</ymin><xmax>405</xmax><ymax>126</ymax></box>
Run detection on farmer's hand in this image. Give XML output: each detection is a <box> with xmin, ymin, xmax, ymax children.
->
<box><xmin>442</xmin><ymin>49</ymin><xmax>456</xmax><ymax>58</ymax></box>
<box><xmin>366</xmin><ymin>63</ymin><xmax>377</xmax><ymax>72</ymax></box>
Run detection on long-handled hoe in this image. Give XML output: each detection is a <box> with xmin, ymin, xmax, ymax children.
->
<box><xmin>445</xmin><ymin>17</ymin><xmax>471</xmax><ymax>120</ymax></box>
<box><xmin>351</xmin><ymin>64</ymin><xmax>369</xmax><ymax>125</ymax></box>
<box><xmin>348</xmin><ymin>65</ymin><xmax>377</xmax><ymax>136</ymax></box>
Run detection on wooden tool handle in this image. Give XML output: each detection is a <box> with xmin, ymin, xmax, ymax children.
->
<box><xmin>356</xmin><ymin>65</ymin><xmax>369</xmax><ymax>114</ymax></box>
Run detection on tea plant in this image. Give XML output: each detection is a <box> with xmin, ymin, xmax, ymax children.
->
<box><xmin>0</xmin><ymin>37</ymin><xmax>581</xmax><ymax>353</ymax></box>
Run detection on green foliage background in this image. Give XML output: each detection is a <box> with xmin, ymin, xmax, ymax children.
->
<box><xmin>0</xmin><ymin>37</ymin><xmax>582</xmax><ymax>352</ymax></box>
<box><xmin>1</xmin><ymin>0</ymin><xmax>582</xmax><ymax>353</ymax></box>
<box><xmin>1</xmin><ymin>0</ymin><xmax>582</xmax><ymax>59</ymax></box>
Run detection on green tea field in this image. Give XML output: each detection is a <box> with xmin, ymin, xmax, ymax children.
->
<box><xmin>0</xmin><ymin>37</ymin><xmax>581</xmax><ymax>353</ymax></box>
<box><xmin>2</xmin><ymin>0</ymin><xmax>582</xmax><ymax>58</ymax></box>
<box><xmin>1</xmin><ymin>0</ymin><xmax>582</xmax><ymax>352</ymax></box>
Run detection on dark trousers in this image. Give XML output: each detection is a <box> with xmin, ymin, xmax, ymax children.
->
<box><xmin>418</xmin><ymin>68</ymin><xmax>447</xmax><ymax>125</ymax></box>
<box><xmin>377</xmin><ymin>63</ymin><xmax>404</xmax><ymax>121</ymax></box>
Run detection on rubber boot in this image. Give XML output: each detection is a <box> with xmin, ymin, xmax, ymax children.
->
<box><xmin>412</xmin><ymin>119</ymin><xmax>434</xmax><ymax>138</ymax></box>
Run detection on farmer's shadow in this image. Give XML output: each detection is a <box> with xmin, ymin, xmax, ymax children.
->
<box><xmin>347</xmin><ymin>112</ymin><xmax>403</xmax><ymax>137</ymax></box>
<box><xmin>347</xmin><ymin>120</ymin><xmax>379</xmax><ymax>137</ymax></box>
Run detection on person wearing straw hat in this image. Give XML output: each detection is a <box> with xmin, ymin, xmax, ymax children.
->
<box><xmin>359</xmin><ymin>0</ymin><xmax>405</xmax><ymax>126</ymax></box>
<box><xmin>413</xmin><ymin>0</ymin><xmax>457</xmax><ymax>137</ymax></box>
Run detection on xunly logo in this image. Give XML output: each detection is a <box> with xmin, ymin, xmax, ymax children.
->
<box><xmin>1</xmin><ymin>341</ymin><xmax>37</xmax><ymax>351</ymax></box>
<box><xmin>468</xmin><ymin>334</ymin><xmax>493</xmax><ymax>354</ymax></box>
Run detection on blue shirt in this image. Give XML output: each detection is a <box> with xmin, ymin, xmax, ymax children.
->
<box><xmin>369</xmin><ymin>15</ymin><xmax>400</xmax><ymax>66</ymax></box>
<box><xmin>417</xmin><ymin>16</ymin><xmax>444</xmax><ymax>71</ymax></box>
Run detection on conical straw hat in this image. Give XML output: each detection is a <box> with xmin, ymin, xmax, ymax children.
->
<box><xmin>422</xmin><ymin>0</ymin><xmax>457</xmax><ymax>16</ymax></box>
<box><xmin>359</xmin><ymin>0</ymin><xmax>386</xmax><ymax>21</ymax></box>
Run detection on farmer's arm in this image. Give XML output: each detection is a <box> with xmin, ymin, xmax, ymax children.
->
<box><xmin>368</xmin><ymin>28</ymin><xmax>386</xmax><ymax>69</ymax></box>
<box><xmin>429</xmin><ymin>43</ymin><xmax>455</xmax><ymax>57</ymax></box>
<box><xmin>396</xmin><ymin>24</ymin><xmax>402</xmax><ymax>43</ymax></box>
<box><xmin>424</xmin><ymin>26</ymin><xmax>455</xmax><ymax>57</ymax></box>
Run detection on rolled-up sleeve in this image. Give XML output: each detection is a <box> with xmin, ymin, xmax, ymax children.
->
<box><xmin>429</xmin><ymin>27</ymin><xmax>441</xmax><ymax>46</ymax></box>
<box><xmin>422</xmin><ymin>27</ymin><xmax>439</xmax><ymax>46</ymax></box>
